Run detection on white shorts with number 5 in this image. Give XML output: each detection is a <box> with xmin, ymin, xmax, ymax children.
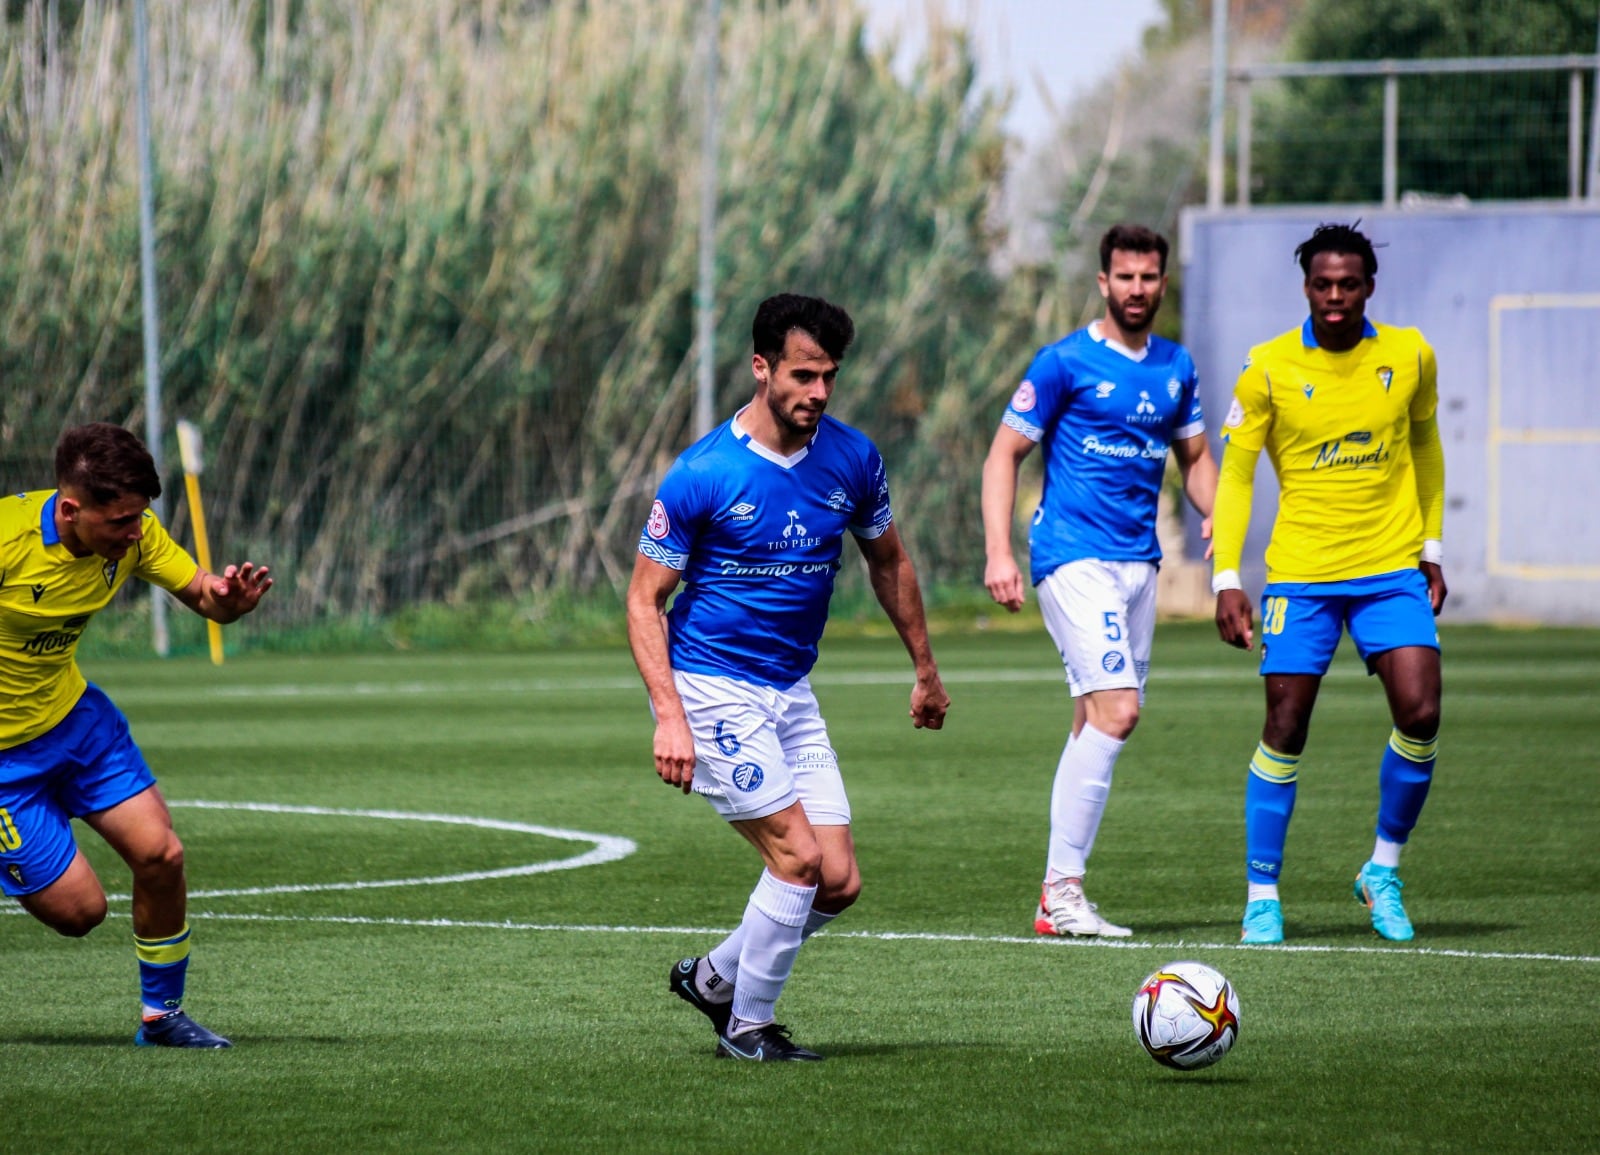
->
<box><xmin>671</xmin><ymin>671</ymin><xmax>851</xmax><ymax>825</ymax></box>
<box><xmin>1036</xmin><ymin>559</ymin><xmax>1156</xmax><ymax>701</ymax></box>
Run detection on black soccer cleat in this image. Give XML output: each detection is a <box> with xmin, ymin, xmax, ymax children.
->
<box><xmin>669</xmin><ymin>957</ymin><xmax>733</xmax><ymax>1037</ymax></box>
<box><xmin>134</xmin><ymin>1009</ymin><xmax>232</xmax><ymax>1049</ymax></box>
<box><xmin>715</xmin><ymin>1022</ymin><xmax>824</xmax><ymax>1063</ymax></box>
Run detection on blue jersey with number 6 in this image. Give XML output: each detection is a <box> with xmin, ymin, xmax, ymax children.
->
<box><xmin>638</xmin><ymin>408</ymin><xmax>892</xmax><ymax>689</ymax></box>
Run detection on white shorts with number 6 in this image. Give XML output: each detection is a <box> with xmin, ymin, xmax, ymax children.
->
<box><xmin>671</xmin><ymin>671</ymin><xmax>851</xmax><ymax>825</ymax></box>
<box><xmin>1036</xmin><ymin>559</ymin><xmax>1156</xmax><ymax>701</ymax></box>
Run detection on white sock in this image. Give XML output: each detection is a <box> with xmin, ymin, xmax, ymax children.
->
<box><xmin>705</xmin><ymin>928</ymin><xmax>744</xmax><ymax>988</ymax></box>
<box><xmin>728</xmin><ymin>870</ymin><xmax>816</xmax><ymax>1033</ymax></box>
<box><xmin>703</xmin><ymin>905</ymin><xmax>837</xmax><ymax>995</ymax></box>
<box><xmin>1045</xmin><ymin>724</ymin><xmax>1124</xmax><ymax>880</ymax></box>
<box><xmin>1371</xmin><ymin>838</ymin><xmax>1403</xmax><ymax>869</ymax></box>
<box><xmin>1248</xmin><ymin>882</ymin><xmax>1280</xmax><ymax>903</ymax></box>
<box><xmin>802</xmin><ymin>907</ymin><xmax>837</xmax><ymax>940</ymax></box>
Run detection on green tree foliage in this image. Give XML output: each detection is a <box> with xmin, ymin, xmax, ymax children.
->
<box><xmin>1252</xmin><ymin>0</ymin><xmax>1595</xmax><ymax>203</ymax></box>
<box><xmin>0</xmin><ymin>0</ymin><xmax>1026</xmax><ymax>621</ymax></box>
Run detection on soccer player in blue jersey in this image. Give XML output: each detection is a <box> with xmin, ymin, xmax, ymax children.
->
<box><xmin>0</xmin><ymin>423</ymin><xmax>272</xmax><ymax>1047</ymax></box>
<box><xmin>1212</xmin><ymin>222</ymin><xmax>1446</xmax><ymax>945</ymax></box>
<box><xmin>982</xmin><ymin>224</ymin><xmax>1218</xmax><ymax>938</ymax></box>
<box><xmin>627</xmin><ymin>294</ymin><xmax>949</xmax><ymax>1062</ymax></box>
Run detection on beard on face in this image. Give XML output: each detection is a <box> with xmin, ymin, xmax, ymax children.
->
<box><xmin>1107</xmin><ymin>290</ymin><xmax>1160</xmax><ymax>335</ymax></box>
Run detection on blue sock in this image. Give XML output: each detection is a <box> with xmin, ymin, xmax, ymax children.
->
<box><xmin>1245</xmin><ymin>744</ymin><xmax>1300</xmax><ymax>885</ymax></box>
<box><xmin>1376</xmin><ymin>729</ymin><xmax>1438</xmax><ymax>844</ymax></box>
<box><xmin>135</xmin><ymin>925</ymin><xmax>191</xmax><ymax>1018</ymax></box>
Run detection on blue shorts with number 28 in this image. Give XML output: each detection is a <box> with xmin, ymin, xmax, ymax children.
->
<box><xmin>1258</xmin><ymin>568</ymin><xmax>1439</xmax><ymax>677</ymax></box>
<box><xmin>0</xmin><ymin>685</ymin><xmax>156</xmax><ymax>897</ymax></box>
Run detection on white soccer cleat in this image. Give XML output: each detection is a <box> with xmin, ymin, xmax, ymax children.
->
<box><xmin>1035</xmin><ymin>879</ymin><xmax>1132</xmax><ymax>938</ymax></box>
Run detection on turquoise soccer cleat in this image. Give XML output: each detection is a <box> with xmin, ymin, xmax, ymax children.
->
<box><xmin>1355</xmin><ymin>861</ymin><xmax>1415</xmax><ymax>941</ymax></box>
<box><xmin>1240</xmin><ymin>898</ymin><xmax>1284</xmax><ymax>944</ymax></box>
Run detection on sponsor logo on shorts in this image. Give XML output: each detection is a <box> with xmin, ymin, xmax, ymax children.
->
<box><xmin>732</xmin><ymin>763</ymin><xmax>765</xmax><ymax>793</ymax></box>
<box><xmin>6</xmin><ymin>864</ymin><xmax>22</xmax><ymax>886</ymax></box>
<box><xmin>1101</xmin><ymin>651</ymin><xmax>1126</xmax><ymax>673</ymax></box>
<box><xmin>1010</xmin><ymin>381</ymin><xmax>1037</xmax><ymax>412</ymax></box>
<box><xmin>646</xmin><ymin>500</ymin><xmax>670</xmax><ymax>539</ymax></box>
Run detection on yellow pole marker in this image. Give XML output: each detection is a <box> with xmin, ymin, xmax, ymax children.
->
<box><xmin>176</xmin><ymin>420</ymin><xmax>225</xmax><ymax>665</ymax></box>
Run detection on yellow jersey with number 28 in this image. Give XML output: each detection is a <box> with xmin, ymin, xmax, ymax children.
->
<box><xmin>1216</xmin><ymin>319</ymin><xmax>1439</xmax><ymax>584</ymax></box>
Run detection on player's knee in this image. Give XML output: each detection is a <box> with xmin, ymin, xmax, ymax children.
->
<box><xmin>818</xmin><ymin>869</ymin><xmax>861</xmax><ymax>912</ymax></box>
<box><xmin>127</xmin><ymin>830</ymin><xmax>186</xmax><ymax>884</ymax></box>
<box><xmin>48</xmin><ymin>897</ymin><xmax>108</xmax><ymax>938</ymax></box>
<box><xmin>1394</xmin><ymin>700</ymin><xmax>1440</xmax><ymax>742</ymax></box>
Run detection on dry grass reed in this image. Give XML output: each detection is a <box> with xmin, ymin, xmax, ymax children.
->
<box><xmin>0</xmin><ymin>0</ymin><xmax>1030</xmax><ymax>623</ymax></box>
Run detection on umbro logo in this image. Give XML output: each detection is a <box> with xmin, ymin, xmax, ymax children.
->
<box><xmin>729</xmin><ymin>502</ymin><xmax>757</xmax><ymax>522</ymax></box>
<box><xmin>1095</xmin><ymin>381</ymin><xmax>1116</xmax><ymax>399</ymax></box>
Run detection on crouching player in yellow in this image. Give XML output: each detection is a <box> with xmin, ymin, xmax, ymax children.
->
<box><xmin>1211</xmin><ymin>223</ymin><xmax>1446</xmax><ymax>944</ymax></box>
<box><xmin>0</xmin><ymin>423</ymin><xmax>272</xmax><ymax>1045</ymax></box>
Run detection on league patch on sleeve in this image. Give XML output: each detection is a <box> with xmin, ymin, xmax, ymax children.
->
<box><xmin>645</xmin><ymin>499</ymin><xmax>671</xmax><ymax>540</ymax></box>
<box><xmin>1010</xmin><ymin>380</ymin><xmax>1037</xmax><ymax>413</ymax></box>
<box><xmin>1225</xmin><ymin>398</ymin><xmax>1245</xmax><ymax>429</ymax></box>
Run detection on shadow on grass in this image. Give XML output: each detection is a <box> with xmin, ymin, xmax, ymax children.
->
<box><xmin>807</xmin><ymin>1039</ymin><xmax>1011</xmax><ymax>1059</ymax></box>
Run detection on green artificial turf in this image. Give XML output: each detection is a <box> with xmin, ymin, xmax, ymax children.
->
<box><xmin>3</xmin><ymin>624</ymin><xmax>1596</xmax><ymax>1152</ymax></box>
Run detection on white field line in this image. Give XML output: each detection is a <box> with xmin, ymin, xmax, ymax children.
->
<box><xmin>79</xmin><ymin>910</ymin><xmax>1598</xmax><ymax>966</ymax></box>
<box><xmin>104</xmin><ymin>660</ymin><xmax>1600</xmax><ymax>702</ymax></box>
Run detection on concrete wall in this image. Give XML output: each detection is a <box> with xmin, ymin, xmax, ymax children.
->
<box><xmin>1178</xmin><ymin>202</ymin><xmax>1600</xmax><ymax>624</ymax></box>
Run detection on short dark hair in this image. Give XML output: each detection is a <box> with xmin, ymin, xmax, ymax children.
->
<box><xmin>752</xmin><ymin>294</ymin><xmax>855</xmax><ymax>367</ymax></box>
<box><xmin>1295</xmin><ymin>222</ymin><xmax>1379</xmax><ymax>278</ymax></box>
<box><xmin>1099</xmin><ymin>224</ymin><xmax>1169</xmax><ymax>274</ymax></box>
<box><xmin>54</xmin><ymin>422</ymin><xmax>162</xmax><ymax>505</ymax></box>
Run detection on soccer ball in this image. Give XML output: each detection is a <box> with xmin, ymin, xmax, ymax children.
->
<box><xmin>1131</xmin><ymin>961</ymin><xmax>1240</xmax><ymax>1070</ymax></box>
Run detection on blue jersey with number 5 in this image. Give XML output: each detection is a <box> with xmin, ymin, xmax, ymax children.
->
<box><xmin>1002</xmin><ymin>323</ymin><xmax>1205</xmax><ymax>582</ymax></box>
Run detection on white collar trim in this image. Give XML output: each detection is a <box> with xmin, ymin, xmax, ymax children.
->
<box><xmin>732</xmin><ymin>408</ymin><xmax>812</xmax><ymax>468</ymax></box>
<box><xmin>1090</xmin><ymin>319</ymin><xmax>1150</xmax><ymax>363</ymax></box>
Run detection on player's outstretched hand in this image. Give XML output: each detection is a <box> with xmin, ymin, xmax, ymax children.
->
<box><xmin>909</xmin><ymin>672</ymin><xmax>949</xmax><ymax>730</ymax></box>
<box><xmin>984</xmin><ymin>554</ymin><xmax>1026</xmax><ymax>613</ymax></box>
<box><xmin>209</xmin><ymin>562</ymin><xmax>273</xmax><ymax>618</ymax></box>
<box><xmin>1215</xmin><ymin>589</ymin><xmax>1254</xmax><ymax>650</ymax></box>
<box><xmin>653</xmin><ymin>714</ymin><xmax>698</xmax><ymax>793</ymax></box>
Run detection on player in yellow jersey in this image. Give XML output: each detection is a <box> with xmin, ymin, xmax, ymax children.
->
<box><xmin>0</xmin><ymin>423</ymin><xmax>271</xmax><ymax>1046</ymax></box>
<box><xmin>1210</xmin><ymin>224</ymin><xmax>1446</xmax><ymax>945</ymax></box>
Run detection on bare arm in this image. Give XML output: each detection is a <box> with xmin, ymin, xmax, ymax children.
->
<box><xmin>171</xmin><ymin>562</ymin><xmax>272</xmax><ymax>624</ymax></box>
<box><xmin>855</xmin><ymin>524</ymin><xmax>949</xmax><ymax>730</ymax></box>
<box><xmin>981</xmin><ymin>424</ymin><xmax>1037</xmax><ymax>612</ymax></box>
<box><xmin>624</xmin><ymin>553</ymin><xmax>697</xmax><ymax>792</ymax></box>
<box><xmin>1171</xmin><ymin>432</ymin><xmax>1219</xmax><ymax>560</ymax></box>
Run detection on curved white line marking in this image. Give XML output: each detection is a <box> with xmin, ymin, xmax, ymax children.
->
<box><xmin>101</xmin><ymin>801</ymin><xmax>636</xmax><ymax>901</ymax></box>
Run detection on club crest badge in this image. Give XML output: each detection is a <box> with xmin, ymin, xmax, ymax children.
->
<box><xmin>645</xmin><ymin>500</ymin><xmax>670</xmax><ymax>540</ymax></box>
<box><xmin>1010</xmin><ymin>380</ymin><xmax>1037</xmax><ymax>412</ymax></box>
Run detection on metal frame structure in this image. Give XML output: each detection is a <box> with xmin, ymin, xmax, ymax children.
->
<box><xmin>1213</xmin><ymin>54</ymin><xmax>1600</xmax><ymax>209</ymax></box>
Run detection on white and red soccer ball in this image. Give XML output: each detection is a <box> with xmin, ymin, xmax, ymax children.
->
<box><xmin>1132</xmin><ymin>961</ymin><xmax>1240</xmax><ymax>1070</ymax></box>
